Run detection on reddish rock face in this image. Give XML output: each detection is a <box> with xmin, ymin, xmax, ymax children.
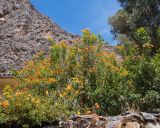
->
<box><xmin>0</xmin><ymin>0</ymin><xmax>78</xmax><ymax>74</ymax></box>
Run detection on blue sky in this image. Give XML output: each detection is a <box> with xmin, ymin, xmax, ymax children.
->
<box><xmin>30</xmin><ymin>0</ymin><xmax>120</xmax><ymax>45</ymax></box>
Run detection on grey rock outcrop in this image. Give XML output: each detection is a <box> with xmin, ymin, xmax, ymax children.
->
<box><xmin>0</xmin><ymin>0</ymin><xmax>78</xmax><ymax>75</ymax></box>
<box><xmin>59</xmin><ymin>112</ymin><xmax>160</xmax><ymax>128</ymax></box>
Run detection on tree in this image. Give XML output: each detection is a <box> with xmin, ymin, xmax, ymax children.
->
<box><xmin>109</xmin><ymin>0</ymin><xmax>160</xmax><ymax>54</ymax></box>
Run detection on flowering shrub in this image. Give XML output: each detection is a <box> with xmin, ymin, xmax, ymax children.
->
<box><xmin>0</xmin><ymin>85</ymin><xmax>73</xmax><ymax>127</ymax></box>
<box><xmin>1</xmin><ymin>28</ymin><xmax>159</xmax><ymax>126</ymax></box>
<box><xmin>14</xmin><ymin>29</ymin><xmax>132</xmax><ymax>116</ymax></box>
<box><xmin>0</xmin><ymin>30</ymin><xmax>135</xmax><ymax>127</ymax></box>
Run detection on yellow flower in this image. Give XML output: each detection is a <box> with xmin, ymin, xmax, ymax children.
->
<box><xmin>75</xmin><ymin>91</ymin><xmax>80</xmax><ymax>95</ymax></box>
<box><xmin>28</xmin><ymin>94</ymin><xmax>32</xmax><ymax>97</ymax></box>
<box><xmin>48</xmin><ymin>78</ymin><xmax>57</xmax><ymax>84</ymax></box>
<box><xmin>60</xmin><ymin>41</ymin><xmax>67</xmax><ymax>48</ymax></box>
<box><xmin>46</xmin><ymin>91</ymin><xmax>49</xmax><ymax>95</ymax></box>
<box><xmin>101</xmin><ymin>58</ymin><xmax>106</xmax><ymax>63</ymax></box>
<box><xmin>66</xmin><ymin>84</ymin><xmax>72</xmax><ymax>91</ymax></box>
<box><xmin>35</xmin><ymin>100</ymin><xmax>40</xmax><ymax>105</ymax></box>
<box><xmin>59</xmin><ymin>93</ymin><xmax>63</xmax><ymax>98</ymax></box>
<box><xmin>86</xmin><ymin>111</ymin><xmax>92</xmax><ymax>114</ymax></box>
<box><xmin>120</xmin><ymin>70</ymin><xmax>128</xmax><ymax>77</ymax></box>
<box><xmin>77</xmin><ymin>111</ymin><xmax>81</xmax><ymax>115</ymax></box>
<box><xmin>81</xmin><ymin>29</ymin><xmax>90</xmax><ymax>35</ymax></box>
<box><xmin>32</xmin><ymin>98</ymin><xmax>40</xmax><ymax>105</ymax></box>
<box><xmin>116</xmin><ymin>45</ymin><xmax>124</xmax><ymax>51</ymax></box>
<box><xmin>72</xmin><ymin>77</ymin><xmax>83</xmax><ymax>84</ymax></box>
<box><xmin>2</xmin><ymin>101</ymin><xmax>9</xmax><ymax>108</ymax></box>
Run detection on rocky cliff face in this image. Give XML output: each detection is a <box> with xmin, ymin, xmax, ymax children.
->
<box><xmin>0</xmin><ymin>0</ymin><xmax>77</xmax><ymax>75</ymax></box>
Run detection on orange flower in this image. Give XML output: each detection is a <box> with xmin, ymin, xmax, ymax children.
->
<box><xmin>2</xmin><ymin>101</ymin><xmax>9</xmax><ymax>108</ymax></box>
<box><xmin>66</xmin><ymin>84</ymin><xmax>72</xmax><ymax>91</ymax></box>
<box><xmin>95</xmin><ymin>103</ymin><xmax>100</xmax><ymax>109</ymax></box>
<box><xmin>60</xmin><ymin>92</ymin><xmax>67</xmax><ymax>97</ymax></box>
<box><xmin>89</xmin><ymin>68</ymin><xmax>96</xmax><ymax>72</ymax></box>
<box><xmin>15</xmin><ymin>91</ymin><xmax>22</xmax><ymax>96</ymax></box>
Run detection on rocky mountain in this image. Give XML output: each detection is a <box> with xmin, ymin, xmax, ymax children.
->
<box><xmin>0</xmin><ymin>0</ymin><xmax>78</xmax><ymax>76</ymax></box>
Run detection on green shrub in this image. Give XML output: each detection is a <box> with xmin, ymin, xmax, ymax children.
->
<box><xmin>141</xmin><ymin>90</ymin><xmax>160</xmax><ymax>112</ymax></box>
<box><xmin>123</xmin><ymin>53</ymin><xmax>160</xmax><ymax>112</ymax></box>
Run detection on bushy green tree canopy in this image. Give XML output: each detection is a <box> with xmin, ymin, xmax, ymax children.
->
<box><xmin>109</xmin><ymin>0</ymin><xmax>160</xmax><ymax>54</ymax></box>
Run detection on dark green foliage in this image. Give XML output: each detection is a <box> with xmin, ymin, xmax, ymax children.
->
<box><xmin>123</xmin><ymin>54</ymin><xmax>160</xmax><ymax>112</ymax></box>
<box><xmin>110</xmin><ymin>1</ymin><xmax>160</xmax><ymax>112</ymax></box>
<box><xmin>142</xmin><ymin>90</ymin><xmax>160</xmax><ymax>112</ymax></box>
<box><xmin>133</xmin><ymin>60</ymin><xmax>156</xmax><ymax>96</ymax></box>
<box><xmin>110</xmin><ymin>0</ymin><xmax>160</xmax><ymax>54</ymax></box>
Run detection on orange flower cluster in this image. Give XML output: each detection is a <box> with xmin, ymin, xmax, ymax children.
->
<box><xmin>95</xmin><ymin>103</ymin><xmax>100</xmax><ymax>109</ymax></box>
<box><xmin>12</xmin><ymin>29</ymin><xmax>130</xmax><ymax>116</ymax></box>
<box><xmin>2</xmin><ymin>100</ymin><xmax>9</xmax><ymax>108</ymax></box>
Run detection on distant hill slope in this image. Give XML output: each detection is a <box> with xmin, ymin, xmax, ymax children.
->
<box><xmin>0</xmin><ymin>0</ymin><xmax>78</xmax><ymax>75</ymax></box>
